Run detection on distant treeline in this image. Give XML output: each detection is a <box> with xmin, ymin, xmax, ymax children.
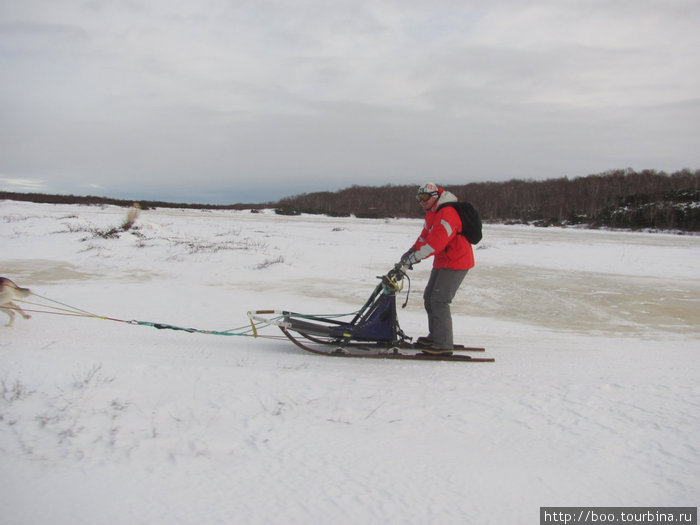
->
<box><xmin>277</xmin><ymin>169</ymin><xmax>700</xmax><ymax>231</ymax></box>
<box><xmin>2</xmin><ymin>169</ymin><xmax>699</xmax><ymax>231</ymax></box>
<box><xmin>0</xmin><ymin>192</ymin><xmax>266</xmax><ymax>211</ymax></box>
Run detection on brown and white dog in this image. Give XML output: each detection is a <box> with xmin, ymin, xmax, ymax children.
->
<box><xmin>0</xmin><ymin>277</ymin><xmax>32</xmax><ymax>327</ymax></box>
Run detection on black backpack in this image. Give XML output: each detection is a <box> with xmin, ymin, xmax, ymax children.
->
<box><xmin>438</xmin><ymin>202</ymin><xmax>483</xmax><ymax>245</ymax></box>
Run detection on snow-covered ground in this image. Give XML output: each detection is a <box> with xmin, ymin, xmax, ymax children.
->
<box><xmin>1</xmin><ymin>201</ymin><xmax>698</xmax><ymax>524</ymax></box>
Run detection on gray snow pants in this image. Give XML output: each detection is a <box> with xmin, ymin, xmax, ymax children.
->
<box><xmin>423</xmin><ymin>268</ymin><xmax>469</xmax><ymax>349</ymax></box>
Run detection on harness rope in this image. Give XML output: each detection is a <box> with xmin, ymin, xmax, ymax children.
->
<box><xmin>5</xmin><ymin>292</ymin><xmax>365</xmax><ymax>341</ymax></box>
<box><xmin>4</xmin><ymin>268</ymin><xmax>410</xmax><ymax>340</ymax></box>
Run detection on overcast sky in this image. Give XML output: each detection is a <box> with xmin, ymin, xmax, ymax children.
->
<box><xmin>1</xmin><ymin>0</ymin><xmax>699</xmax><ymax>204</ymax></box>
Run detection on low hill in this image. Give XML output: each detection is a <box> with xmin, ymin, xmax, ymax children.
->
<box><xmin>2</xmin><ymin>168</ymin><xmax>699</xmax><ymax>231</ymax></box>
<box><xmin>276</xmin><ymin>169</ymin><xmax>700</xmax><ymax>231</ymax></box>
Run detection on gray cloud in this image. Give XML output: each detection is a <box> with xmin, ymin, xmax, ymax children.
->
<box><xmin>1</xmin><ymin>0</ymin><xmax>698</xmax><ymax>203</ymax></box>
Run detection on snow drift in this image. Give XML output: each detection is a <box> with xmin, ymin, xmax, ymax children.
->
<box><xmin>1</xmin><ymin>202</ymin><xmax>698</xmax><ymax>524</ymax></box>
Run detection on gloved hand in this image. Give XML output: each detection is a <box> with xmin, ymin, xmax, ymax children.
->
<box><xmin>400</xmin><ymin>247</ymin><xmax>420</xmax><ymax>266</ymax></box>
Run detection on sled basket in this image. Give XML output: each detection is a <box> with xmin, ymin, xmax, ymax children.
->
<box><xmin>248</xmin><ymin>265</ymin><xmax>409</xmax><ymax>347</ymax></box>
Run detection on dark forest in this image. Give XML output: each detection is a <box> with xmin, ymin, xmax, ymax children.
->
<box><xmin>3</xmin><ymin>169</ymin><xmax>699</xmax><ymax>231</ymax></box>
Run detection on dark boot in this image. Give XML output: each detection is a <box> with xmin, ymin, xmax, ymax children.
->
<box><xmin>415</xmin><ymin>335</ymin><xmax>433</xmax><ymax>347</ymax></box>
<box><xmin>419</xmin><ymin>344</ymin><xmax>453</xmax><ymax>356</ymax></box>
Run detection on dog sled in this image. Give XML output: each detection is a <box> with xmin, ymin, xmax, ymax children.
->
<box><xmin>7</xmin><ymin>264</ymin><xmax>492</xmax><ymax>362</ymax></box>
<box><xmin>248</xmin><ymin>265</ymin><xmax>494</xmax><ymax>362</ymax></box>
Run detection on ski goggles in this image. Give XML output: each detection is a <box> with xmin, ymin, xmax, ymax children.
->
<box><xmin>416</xmin><ymin>192</ymin><xmax>438</xmax><ymax>202</ymax></box>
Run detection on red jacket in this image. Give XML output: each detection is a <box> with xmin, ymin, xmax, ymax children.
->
<box><xmin>412</xmin><ymin>190</ymin><xmax>475</xmax><ymax>270</ymax></box>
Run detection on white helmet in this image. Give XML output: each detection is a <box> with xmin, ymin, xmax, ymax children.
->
<box><xmin>416</xmin><ymin>183</ymin><xmax>439</xmax><ymax>201</ymax></box>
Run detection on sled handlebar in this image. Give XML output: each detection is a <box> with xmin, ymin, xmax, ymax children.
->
<box><xmin>390</xmin><ymin>263</ymin><xmax>410</xmax><ymax>279</ymax></box>
<box><xmin>377</xmin><ymin>263</ymin><xmax>410</xmax><ymax>293</ymax></box>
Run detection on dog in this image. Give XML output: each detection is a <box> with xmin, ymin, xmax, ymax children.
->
<box><xmin>0</xmin><ymin>277</ymin><xmax>32</xmax><ymax>327</ymax></box>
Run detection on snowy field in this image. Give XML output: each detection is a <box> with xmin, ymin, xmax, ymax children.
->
<box><xmin>1</xmin><ymin>201</ymin><xmax>699</xmax><ymax>524</ymax></box>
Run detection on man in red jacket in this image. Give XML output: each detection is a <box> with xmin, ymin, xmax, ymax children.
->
<box><xmin>400</xmin><ymin>183</ymin><xmax>475</xmax><ymax>355</ymax></box>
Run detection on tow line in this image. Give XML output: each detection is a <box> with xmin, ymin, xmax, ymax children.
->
<box><xmin>5</xmin><ymin>292</ymin><xmax>360</xmax><ymax>343</ymax></box>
